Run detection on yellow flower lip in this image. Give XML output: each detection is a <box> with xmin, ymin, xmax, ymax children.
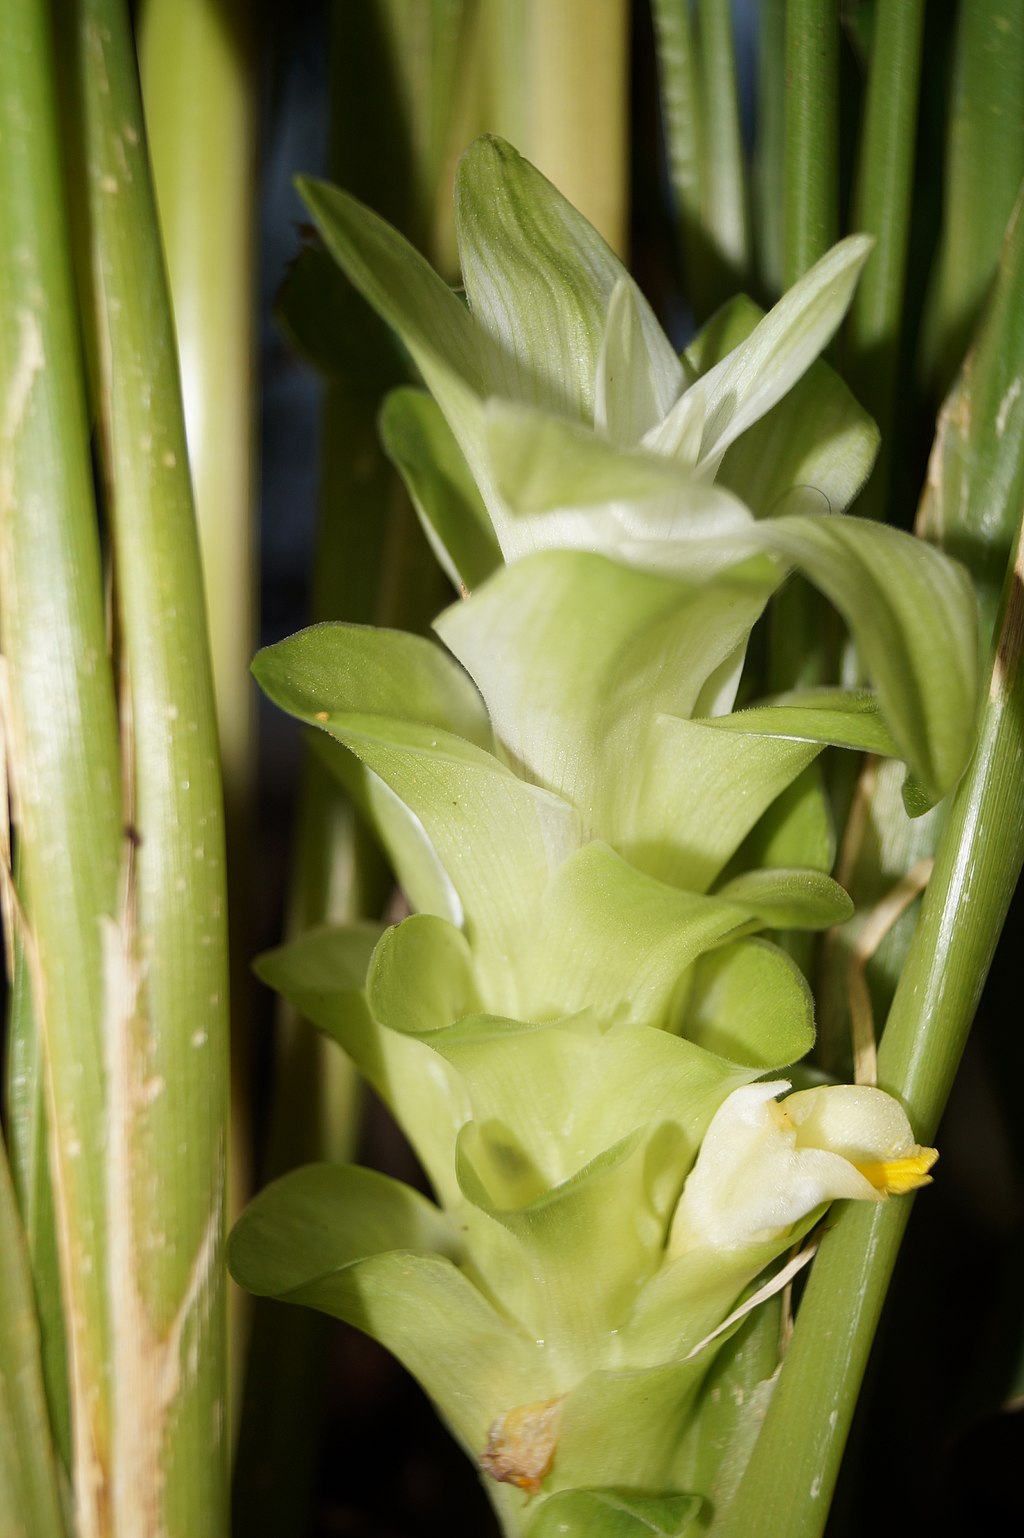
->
<box><xmin>854</xmin><ymin>1146</ymin><xmax>938</xmax><ymax>1196</ymax></box>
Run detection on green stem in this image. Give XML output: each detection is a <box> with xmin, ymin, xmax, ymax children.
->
<box><xmin>0</xmin><ymin>3</ymin><xmax>123</xmax><ymax>1531</ymax></box>
<box><xmin>921</xmin><ymin>0</ymin><xmax>1024</xmax><ymax>394</ymax></box>
<box><xmin>61</xmin><ymin>0</ymin><xmax>230</xmax><ymax>1530</ymax></box>
<box><xmin>846</xmin><ymin>0</ymin><xmax>925</xmax><ymax>522</ymax></box>
<box><xmin>480</xmin><ymin>0</ymin><xmax>630</xmax><ymax>256</ymax></box>
<box><xmin>137</xmin><ymin>0</ymin><xmax>256</xmax><ymax>824</ymax></box>
<box><xmin>713</xmin><ymin>526</ymin><xmax>1024</xmax><ymax>1538</ymax></box>
<box><xmin>769</xmin><ymin>0</ymin><xmax>841</xmax><ymax>727</ymax></box>
<box><xmin>783</xmin><ymin>0</ymin><xmax>838</xmax><ymax>285</ymax></box>
<box><xmin>651</xmin><ymin>0</ymin><xmax>708</xmax><ymax>311</ymax></box>
<box><xmin>753</xmin><ymin>0</ymin><xmax>786</xmax><ymax>298</ymax></box>
<box><xmin>136</xmin><ymin>0</ymin><xmax>259</xmax><ymax>1442</ymax></box>
<box><xmin>696</xmin><ymin>0</ymin><xmax>750</xmax><ymax>297</ymax></box>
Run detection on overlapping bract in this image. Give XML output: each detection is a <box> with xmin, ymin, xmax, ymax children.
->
<box><xmin>231</xmin><ymin>139</ymin><xmax>979</xmax><ymax>1536</ymax></box>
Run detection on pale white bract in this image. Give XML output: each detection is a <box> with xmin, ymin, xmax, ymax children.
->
<box><xmin>302</xmin><ymin>137</ymin><xmax>877</xmax><ymax>586</ymax></box>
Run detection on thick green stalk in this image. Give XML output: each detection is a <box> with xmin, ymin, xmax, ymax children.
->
<box><xmin>481</xmin><ymin>0</ymin><xmax>630</xmax><ymax>255</ymax></box>
<box><xmin>0</xmin><ymin>2</ymin><xmax>123</xmax><ymax>1531</ymax></box>
<box><xmin>753</xmin><ymin>0</ymin><xmax>786</xmax><ymax>298</ymax></box>
<box><xmin>922</xmin><ymin>0</ymin><xmax>1024</xmax><ymax>394</ymax></box>
<box><xmin>61</xmin><ymin>0</ymin><xmax>230</xmax><ymax>1531</ymax></box>
<box><xmin>846</xmin><ymin>0</ymin><xmax>925</xmax><ymax>522</ymax></box>
<box><xmin>651</xmin><ymin>0</ymin><xmax>708</xmax><ymax>310</ymax></box>
<box><xmin>783</xmin><ymin>0</ymin><xmax>838</xmax><ymax>284</ymax></box>
<box><xmin>137</xmin><ymin>0</ymin><xmax>256</xmax><ymax>825</ymax></box>
<box><xmin>770</xmin><ymin>0</ymin><xmax>841</xmax><ymax>741</ymax></box>
<box><xmin>696</xmin><ymin>0</ymin><xmax>750</xmax><ymax>298</ymax></box>
<box><xmin>714</xmin><ymin>527</ymin><xmax>1024</xmax><ymax>1538</ymax></box>
<box><xmin>136</xmin><ymin>0</ymin><xmax>258</xmax><ymax>1439</ymax></box>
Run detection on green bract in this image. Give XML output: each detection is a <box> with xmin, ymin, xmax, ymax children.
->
<box><xmin>231</xmin><ymin>138</ymin><xmax>980</xmax><ymax>1536</ymax></box>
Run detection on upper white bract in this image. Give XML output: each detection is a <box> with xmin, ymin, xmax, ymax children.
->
<box><xmin>302</xmin><ymin>137</ymin><xmax>873</xmax><ymax>577</ymax></box>
<box><xmin>455</xmin><ymin>143</ymin><xmax>874</xmax><ymax>566</ymax></box>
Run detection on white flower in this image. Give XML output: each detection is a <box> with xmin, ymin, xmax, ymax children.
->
<box><xmin>302</xmin><ymin>137</ymin><xmax>873</xmax><ymax>580</ymax></box>
<box><xmin>668</xmin><ymin>1079</ymin><xmax>937</xmax><ymax>1255</ymax></box>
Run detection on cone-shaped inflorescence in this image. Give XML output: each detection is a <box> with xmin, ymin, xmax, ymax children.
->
<box><xmin>231</xmin><ymin>139</ymin><xmax>977</xmax><ymax>1536</ymax></box>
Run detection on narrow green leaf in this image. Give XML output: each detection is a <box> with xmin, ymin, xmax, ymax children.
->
<box><xmin>744</xmin><ymin>516</ymin><xmax>980</xmax><ymax>805</ymax></box>
<box><xmin>696</xmin><ymin>237</ymin><xmax>872</xmax><ymax>471</ymax></box>
<box><xmin>137</xmin><ymin>0</ymin><xmax>259</xmax><ymax>937</ymax></box>
<box><xmin>380</xmin><ymin>386</ymin><xmax>501</xmax><ymax>591</ymax></box>
<box><xmin>685</xmin><ymin>295</ymin><xmax>879</xmax><ymax>518</ymax></box>
<box><xmin>299</xmin><ymin>174</ymin><xmax>485</xmax><ymax>393</ymax></box>
<box><xmin>329</xmin><ymin>0</ymin><xmax>474</xmax><ymax>255</ymax></box>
